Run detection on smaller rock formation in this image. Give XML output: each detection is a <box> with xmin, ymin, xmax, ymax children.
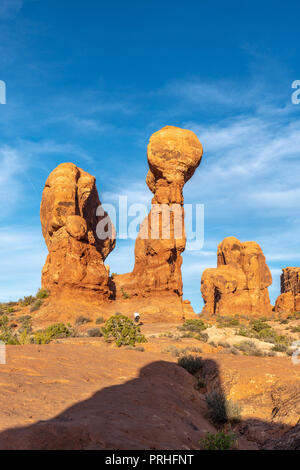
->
<box><xmin>201</xmin><ymin>236</ymin><xmax>272</xmax><ymax>317</ymax></box>
<box><xmin>40</xmin><ymin>163</ymin><xmax>115</xmax><ymax>302</ymax></box>
<box><xmin>275</xmin><ymin>267</ymin><xmax>300</xmax><ymax>314</ymax></box>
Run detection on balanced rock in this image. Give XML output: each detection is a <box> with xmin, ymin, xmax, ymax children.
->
<box><xmin>40</xmin><ymin>163</ymin><xmax>115</xmax><ymax>301</ymax></box>
<box><xmin>275</xmin><ymin>267</ymin><xmax>300</xmax><ymax>313</ymax></box>
<box><xmin>201</xmin><ymin>236</ymin><xmax>272</xmax><ymax>317</ymax></box>
<box><xmin>115</xmin><ymin>126</ymin><xmax>203</xmax><ymax>304</ymax></box>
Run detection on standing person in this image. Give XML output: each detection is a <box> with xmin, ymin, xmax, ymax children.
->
<box><xmin>134</xmin><ymin>312</ymin><xmax>140</xmax><ymax>324</ymax></box>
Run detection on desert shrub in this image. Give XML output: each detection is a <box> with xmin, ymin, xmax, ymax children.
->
<box><xmin>177</xmin><ymin>355</ymin><xmax>203</xmax><ymax>374</ymax></box>
<box><xmin>287</xmin><ymin>311</ymin><xmax>300</xmax><ymax>320</ymax></box>
<box><xmin>187</xmin><ymin>346</ymin><xmax>203</xmax><ymax>353</ymax></box>
<box><xmin>229</xmin><ymin>347</ymin><xmax>240</xmax><ymax>355</ymax></box>
<box><xmin>216</xmin><ymin>316</ymin><xmax>240</xmax><ymax>328</ymax></box>
<box><xmin>290</xmin><ymin>325</ymin><xmax>300</xmax><ymax>333</ymax></box>
<box><xmin>235</xmin><ymin>340</ymin><xmax>264</xmax><ymax>356</ymax></box>
<box><xmin>95</xmin><ymin>316</ymin><xmax>105</xmax><ymax>324</ymax></box>
<box><xmin>218</xmin><ymin>341</ymin><xmax>231</xmax><ymax>348</ymax></box>
<box><xmin>124</xmin><ymin>345</ymin><xmax>145</xmax><ymax>352</ymax></box>
<box><xmin>195</xmin><ymin>332</ymin><xmax>209</xmax><ymax>343</ymax></box>
<box><xmin>0</xmin><ymin>331</ymin><xmax>20</xmax><ymax>345</ymax></box>
<box><xmin>34</xmin><ymin>323</ymin><xmax>71</xmax><ymax>344</ymax></box>
<box><xmin>0</xmin><ymin>315</ymin><xmax>20</xmax><ymax>345</ymax></box>
<box><xmin>201</xmin><ymin>431</ymin><xmax>237</xmax><ymax>450</ymax></box>
<box><xmin>21</xmin><ymin>296</ymin><xmax>36</xmax><ymax>307</ymax></box>
<box><xmin>36</xmin><ymin>288</ymin><xmax>50</xmax><ymax>299</ymax></box>
<box><xmin>87</xmin><ymin>328</ymin><xmax>103</xmax><ymax>337</ymax></box>
<box><xmin>272</xmin><ymin>343</ymin><xmax>288</xmax><ymax>352</ymax></box>
<box><xmin>30</xmin><ymin>300</ymin><xmax>43</xmax><ymax>312</ymax></box>
<box><xmin>0</xmin><ymin>315</ymin><xmax>9</xmax><ymax>328</ymax></box>
<box><xmin>195</xmin><ymin>376</ymin><xmax>206</xmax><ymax>389</ymax></box>
<box><xmin>237</xmin><ymin>321</ymin><xmax>290</xmax><ymax>347</ymax></box>
<box><xmin>6</xmin><ymin>307</ymin><xmax>15</xmax><ymax>314</ymax></box>
<box><xmin>75</xmin><ymin>315</ymin><xmax>91</xmax><ymax>326</ymax></box>
<box><xmin>251</xmin><ymin>319</ymin><xmax>271</xmax><ymax>332</ymax></box>
<box><xmin>19</xmin><ymin>328</ymin><xmax>32</xmax><ymax>345</ymax></box>
<box><xmin>162</xmin><ymin>345</ymin><xmax>183</xmax><ymax>357</ymax></box>
<box><xmin>102</xmin><ymin>314</ymin><xmax>147</xmax><ymax>347</ymax></box>
<box><xmin>121</xmin><ymin>288</ymin><xmax>131</xmax><ymax>299</ymax></box>
<box><xmin>18</xmin><ymin>315</ymin><xmax>32</xmax><ymax>324</ymax></box>
<box><xmin>179</xmin><ymin>319</ymin><xmax>208</xmax><ymax>333</ymax></box>
<box><xmin>205</xmin><ymin>391</ymin><xmax>242</xmax><ymax>424</ymax></box>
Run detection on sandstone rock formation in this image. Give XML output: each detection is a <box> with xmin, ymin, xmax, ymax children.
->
<box><xmin>201</xmin><ymin>236</ymin><xmax>272</xmax><ymax>317</ymax></box>
<box><xmin>114</xmin><ymin>126</ymin><xmax>203</xmax><ymax>310</ymax></box>
<box><xmin>40</xmin><ymin>162</ymin><xmax>115</xmax><ymax>302</ymax></box>
<box><xmin>275</xmin><ymin>267</ymin><xmax>300</xmax><ymax>314</ymax></box>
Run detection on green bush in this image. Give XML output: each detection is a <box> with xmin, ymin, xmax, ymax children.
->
<box><xmin>34</xmin><ymin>323</ymin><xmax>71</xmax><ymax>344</ymax></box>
<box><xmin>272</xmin><ymin>343</ymin><xmax>288</xmax><ymax>352</ymax></box>
<box><xmin>87</xmin><ymin>328</ymin><xmax>103</xmax><ymax>337</ymax></box>
<box><xmin>290</xmin><ymin>325</ymin><xmax>300</xmax><ymax>333</ymax></box>
<box><xmin>102</xmin><ymin>314</ymin><xmax>147</xmax><ymax>347</ymax></box>
<box><xmin>121</xmin><ymin>288</ymin><xmax>131</xmax><ymax>299</ymax></box>
<box><xmin>216</xmin><ymin>316</ymin><xmax>240</xmax><ymax>328</ymax></box>
<box><xmin>21</xmin><ymin>296</ymin><xmax>36</xmax><ymax>307</ymax></box>
<box><xmin>95</xmin><ymin>316</ymin><xmax>105</xmax><ymax>324</ymax></box>
<box><xmin>0</xmin><ymin>315</ymin><xmax>9</xmax><ymax>328</ymax></box>
<box><xmin>30</xmin><ymin>300</ymin><xmax>43</xmax><ymax>312</ymax></box>
<box><xmin>205</xmin><ymin>390</ymin><xmax>242</xmax><ymax>424</ymax></box>
<box><xmin>6</xmin><ymin>307</ymin><xmax>15</xmax><ymax>314</ymax></box>
<box><xmin>201</xmin><ymin>431</ymin><xmax>237</xmax><ymax>450</ymax></box>
<box><xmin>19</xmin><ymin>328</ymin><xmax>32</xmax><ymax>345</ymax></box>
<box><xmin>75</xmin><ymin>315</ymin><xmax>91</xmax><ymax>326</ymax></box>
<box><xmin>0</xmin><ymin>331</ymin><xmax>20</xmax><ymax>345</ymax></box>
<box><xmin>235</xmin><ymin>340</ymin><xmax>264</xmax><ymax>356</ymax></box>
<box><xmin>18</xmin><ymin>315</ymin><xmax>32</xmax><ymax>323</ymax></box>
<box><xmin>177</xmin><ymin>355</ymin><xmax>203</xmax><ymax>374</ymax></box>
<box><xmin>179</xmin><ymin>319</ymin><xmax>208</xmax><ymax>333</ymax></box>
<box><xmin>36</xmin><ymin>288</ymin><xmax>50</xmax><ymax>299</ymax></box>
<box><xmin>195</xmin><ymin>332</ymin><xmax>209</xmax><ymax>342</ymax></box>
<box><xmin>251</xmin><ymin>319</ymin><xmax>271</xmax><ymax>333</ymax></box>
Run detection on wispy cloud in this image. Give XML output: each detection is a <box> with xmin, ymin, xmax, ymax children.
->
<box><xmin>0</xmin><ymin>226</ymin><xmax>46</xmax><ymax>301</ymax></box>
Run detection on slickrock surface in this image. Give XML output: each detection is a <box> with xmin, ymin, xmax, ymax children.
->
<box><xmin>0</xmin><ymin>332</ymin><xmax>298</xmax><ymax>450</ymax></box>
<box><xmin>0</xmin><ymin>342</ymin><xmax>215</xmax><ymax>450</ymax></box>
<box><xmin>201</xmin><ymin>237</ymin><xmax>272</xmax><ymax>318</ymax></box>
<box><xmin>275</xmin><ymin>267</ymin><xmax>300</xmax><ymax>314</ymax></box>
<box><xmin>114</xmin><ymin>126</ymin><xmax>203</xmax><ymax>318</ymax></box>
<box><xmin>40</xmin><ymin>163</ymin><xmax>115</xmax><ymax>302</ymax></box>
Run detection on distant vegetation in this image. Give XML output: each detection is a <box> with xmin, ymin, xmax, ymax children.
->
<box><xmin>201</xmin><ymin>431</ymin><xmax>237</xmax><ymax>450</ymax></box>
<box><xmin>177</xmin><ymin>354</ymin><xmax>203</xmax><ymax>374</ymax></box>
<box><xmin>102</xmin><ymin>314</ymin><xmax>147</xmax><ymax>347</ymax></box>
<box><xmin>205</xmin><ymin>390</ymin><xmax>242</xmax><ymax>424</ymax></box>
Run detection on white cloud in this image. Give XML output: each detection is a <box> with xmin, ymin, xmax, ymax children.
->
<box><xmin>0</xmin><ymin>146</ymin><xmax>25</xmax><ymax>213</ymax></box>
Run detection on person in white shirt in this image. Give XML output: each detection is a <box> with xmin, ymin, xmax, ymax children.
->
<box><xmin>134</xmin><ymin>312</ymin><xmax>140</xmax><ymax>324</ymax></box>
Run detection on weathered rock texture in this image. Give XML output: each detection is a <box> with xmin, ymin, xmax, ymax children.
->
<box><xmin>40</xmin><ymin>163</ymin><xmax>115</xmax><ymax>301</ymax></box>
<box><xmin>114</xmin><ymin>126</ymin><xmax>203</xmax><ymax>313</ymax></box>
<box><xmin>275</xmin><ymin>267</ymin><xmax>300</xmax><ymax>314</ymax></box>
<box><xmin>201</xmin><ymin>236</ymin><xmax>272</xmax><ymax>317</ymax></box>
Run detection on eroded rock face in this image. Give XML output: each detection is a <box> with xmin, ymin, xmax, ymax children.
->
<box><xmin>201</xmin><ymin>236</ymin><xmax>272</xmax><ymax>317</ymax></box>
<box><xmin>40</xmin><ymin>163</ymin><xmax>115</xmax><ymax>301</ymax></box>
<box><xmin>114</xmin><ymin>126</ymin><xmax>203</xmax><ymax>305</ymax></box>
<box><xmin>275</xmin><ymin>267</ymin><xmax>300</xmax><ymax>313</ymax></box>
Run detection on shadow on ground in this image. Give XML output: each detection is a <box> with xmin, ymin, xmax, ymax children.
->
<box><xmin>0</xmin><ymin>358</ymin><xmax>298</xmax><ymax>450</ymax></box>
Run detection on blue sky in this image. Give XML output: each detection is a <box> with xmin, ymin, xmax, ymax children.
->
<box><xmin>0</xmin><ymin>0</ymin><xmax>300</xmax><ymax>312</ymax></box>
